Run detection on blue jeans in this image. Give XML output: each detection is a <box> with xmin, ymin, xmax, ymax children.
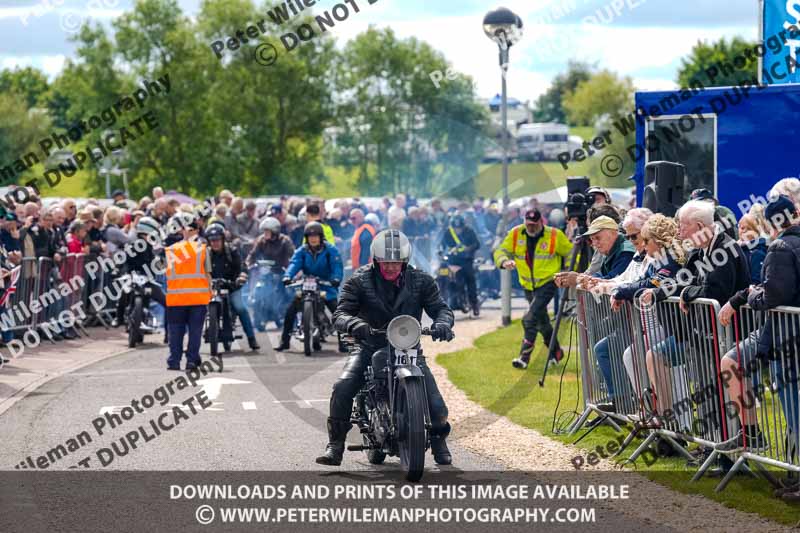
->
<box><xmin>594</xmin><ymin>337</ymin><xmax>615</xmax><ymax>399</ymax></box>
<box><xmin>230</xmin><ymin>289</ymin><xmax>256</xmax><ymax>340</ymax></box>
<box><xmin>166</xmin><ymin>305</ymin><xmax>207</xmax><ymax>368</ymax></box>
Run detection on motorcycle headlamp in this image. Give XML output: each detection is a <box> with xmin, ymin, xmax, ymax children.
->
<box><xmin>387</xmin><ymin>315</ymin><xmax>421</xmax><ymax>351</ymax></box>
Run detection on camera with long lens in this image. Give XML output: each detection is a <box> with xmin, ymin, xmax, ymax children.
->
<box><xmin>564</xmin><ymin>176</ymin><xmax>594</xmax><ymax>227</ymax></box>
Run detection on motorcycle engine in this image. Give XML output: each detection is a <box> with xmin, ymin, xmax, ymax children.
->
<box><xmin>369</xmin><ymin>403</ymin><xmax>391</xmax><ymax>445</ymax></box>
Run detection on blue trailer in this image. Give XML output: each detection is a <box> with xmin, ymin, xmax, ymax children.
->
<box><xmin>632</xmin><ymin>82</ymin><xmax>800</xmax><ymax>213</ymax></box>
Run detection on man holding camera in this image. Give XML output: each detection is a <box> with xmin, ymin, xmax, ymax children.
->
<box><xmin>494</xmin><ymin>209</ymin><xmax>572</xmax><ymax>369</ymax></box>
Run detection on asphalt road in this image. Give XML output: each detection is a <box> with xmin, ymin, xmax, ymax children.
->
<box><xmin>0</xmin><ymin>320</ymin><xmax>502</xmax><ymax>473</ymax></box>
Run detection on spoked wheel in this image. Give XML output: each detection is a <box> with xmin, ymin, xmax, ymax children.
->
<box><xmin>364</xmin><ymin>434</ymin><xmax>386</xmax><ymax>465</ymax></box>
<box><xmin>395</xmin><ymin>379</ymin><xmax>427</xmax><ymax>482</ymax></box>
<box><xmin>127</xmin><ymin>296</ymin><xmax>143</xmax><ymax>348</ymax></box>
<box><xmin>208</xmin><ymin>302</ymin><xmax>220</xmax><ymax>357</ymax></box>
<box><xmin>302</xmin><ymin>299</ymin><xmax>314</xmax><ymax>356</ymax></box>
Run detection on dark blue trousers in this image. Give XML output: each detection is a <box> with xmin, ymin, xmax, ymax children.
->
<box><xmin>166</xmin><ymin>305</ymin><xmax>207</xmax><ymax>368</ymax></box>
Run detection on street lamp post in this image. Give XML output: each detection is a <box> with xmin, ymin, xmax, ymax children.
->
<box><xmin>483</xmin><ymin>7</ymin><xmax>523</xmax><ymax>327</ymax></box>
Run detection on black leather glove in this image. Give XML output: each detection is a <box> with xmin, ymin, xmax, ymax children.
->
<box><xmin>330</xmin><ymin>279</ymin><xmax>341</xmax><ymax>288</ymax></box>
<box><xmin>282</xmin><ymin>278</ymin><xmax>291</xmax><ymax>286</ymax></box>
<box><xmin>351</xmin><ymin>322</ymin><xmax>371</xmax><ymax>341</ymax></box>
<box><xmin>430</xmin><ymin>323</ymin><xmax>454</xmax><ymax>342</ymax></box>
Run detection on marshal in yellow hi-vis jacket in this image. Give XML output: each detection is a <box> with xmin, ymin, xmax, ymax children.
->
<box><xmin>493</xmin><ymin>223</ymin><xmax>573</xmax><ymax>290</ymax></box>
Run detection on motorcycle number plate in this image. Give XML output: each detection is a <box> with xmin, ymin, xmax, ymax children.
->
<box><xmin>303</xmin><ymin>279</ymin><xmax>317</xmax><ymax>291</ymax></box>
<box><xmin>438</xmin><ymin>268</ymin><xmax>450</xmax><ymax>275</ymax></box>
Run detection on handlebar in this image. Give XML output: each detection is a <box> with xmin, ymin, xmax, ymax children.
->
<box><xmin>368</xmin><ymin>326</ymin><xmax>433</xmax><ymax>336</ymax></box>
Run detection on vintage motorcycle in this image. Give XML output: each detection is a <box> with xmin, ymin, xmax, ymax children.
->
<box><xmin>249</xmin><ymin>259</ymin><xmax>290</xmax><ymax>331</ymax></box>
<box><xmin>204</xmin><ymin>277</ymin><xmax>242</xmax><ymax>370</ymax></box>
<box><xmin>287</xmin><ymin>276</ymin><xmax>335</xmax><ymax>356</ymax></box>
<box><xmin>120</xmin><ymin>272</ymin><xmax>159</xmax><ymax>348</ymax></box>
<box><xmin>347</xmin><ymin>315</ymin><xmax>441</xmax><ymax>482</ymax></box>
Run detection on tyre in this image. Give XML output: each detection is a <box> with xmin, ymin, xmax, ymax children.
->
<box><xmin>396</xmin><ymin>378</ymin><xmax>427</xmax><ymax>482</ymax></box>
<box><xmin>208</xmin><ymin>302</ymin><xmax>219</xmax><ymax>357</ymax></box>
<box><xmin>302</xmin><ymin>299</ymin><xmax>314</xmax><ymax>356</ymax></box>
<box><xmin>365</xmin><ymin>434</ymin><xmax>386</xmax><ymax>465</ymax></box>
<box><xmin>127</xmin><ymin>296</ymin><xmax>143</xmax><ymax>348</ymax></box>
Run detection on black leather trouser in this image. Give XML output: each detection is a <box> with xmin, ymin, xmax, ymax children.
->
<box><xmin>329</xmin><ymin>344</ymin><xmax>449</xmax><ymax>432</ymax></box>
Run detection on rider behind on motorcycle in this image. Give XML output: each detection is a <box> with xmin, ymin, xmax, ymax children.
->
<box><xmin>245</xmin><ymin>217</ymin><xmax>295</xmax><ymax>268</ymax></box>
<box><xmin>114</xmin><ymin>216</ymin><xmax>167</xmax><ymax>325</ymax></box>
<box><xmin>440</xmin><ymin>213</ymin><xmax>480</xmax><ymax>317</ymax></box>
<box><xmin>206</xmin><ymin>223</ymin><xmax>260</xmax><ymax>351</ymax></box>
<box><xmin>316</xmin><ymin>229</ymin><xmax>456</xmax><ymax>467</ymax></box>
<box><xmin>275</xmin><ymin>222</ymin><xmax>343</xmax><ymax>351</ymax></box>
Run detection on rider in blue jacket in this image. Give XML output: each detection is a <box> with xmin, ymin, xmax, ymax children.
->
<box><xmin>276</xmin><ymin>222</ymin><xmax>343</xmax><ymax>351</ymax></box>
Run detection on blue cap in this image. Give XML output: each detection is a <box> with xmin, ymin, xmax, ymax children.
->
<box><xmin>765</xmin><ymin>194</ymin><xmax>796</xmax><ymax>225</ymax></box>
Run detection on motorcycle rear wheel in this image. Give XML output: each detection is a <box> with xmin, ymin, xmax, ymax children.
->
<box><xmin>396</xmin><ymin>379</ymin><xmax>427</xmax><ymax>482</ymax></box>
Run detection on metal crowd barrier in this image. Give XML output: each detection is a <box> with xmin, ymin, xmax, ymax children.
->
<box><xmin>3</xmin><ymin>257</ymin><xmax>40</xmax><ymax>336</ymax></box>
<box><xmin>571</xmin><ymin>288</ymin><xmax>800</xmax><ymax>492</ymax></box>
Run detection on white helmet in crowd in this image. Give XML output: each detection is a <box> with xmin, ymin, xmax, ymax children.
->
<box><xmin>259</xmin><ymin>216</ymin><xmax>281</xmax><ymax>234</ymax></box>
<box><xmin>135</xmin><ymin>216</ymin><xmax>160</xmax><ymax>237</ymax></box>
<box><xmin>371</xmin><ymin>229</ymin><xmax>411</xmax><ymax>263</ymax></box>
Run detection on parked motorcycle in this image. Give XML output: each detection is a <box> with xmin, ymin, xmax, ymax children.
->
<box><xmin>249</xmin><ymin>259</ymin><xmax>289</xmax><ymax>331</ymax></box>
<box><xmin>287</xmin><ymin>276</ymin><xmax>335</xmax><ymax>356</ymax></box>
<box><xmin>204</xmin><ymin>278</ymin><xmax>242</xmax><ymax>371</ymax></box>
<box><xmin>347</xmin><ymin>315</ymin><xmax>441</xmax><ymax>482</ymax></box>
<box><xmin>120</xmin><ymin>272</ymin><xmax>159</xmax><ymax>348</ymax></box>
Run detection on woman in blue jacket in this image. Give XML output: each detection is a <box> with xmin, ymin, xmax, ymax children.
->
<box><xmin>738</xmin><ymin>212</ymin><xmax>768</xmax><ymax>284</ymax></box>
<box><xmin>276</xmin><ymin>222</ymin><xmax>343</xmax><ymax>352</ymax></box>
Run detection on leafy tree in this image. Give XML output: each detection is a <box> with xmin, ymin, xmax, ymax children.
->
<box><xmin>332</xmin><ymin>27</ymin><xmax>488</xmax><ymax>198</ymax></box>
<box><xmin>0</xmin><ymin>67</ymin><xmax>50</xmax><ymax>108</ymax></box>
<box><xmin>676</xmin><ymin>37</ymin><xmax>758</xmax><ymax>88</ymax></box>
<box><xmin>562</xmin><ymin>70</ymin><xmax>634</xmax><ymax>127</ymax></box>
<box><xmin>0</xmin><ymin>92</ymin><xmax>52</xmax><ymax>181</ymax></box>
<box><xmin>532</xmin><ymin>61</ymin><xmax>593</xmax><ymax>124</ymax></box>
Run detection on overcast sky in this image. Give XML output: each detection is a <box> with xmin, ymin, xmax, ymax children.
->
<box><xmin>0</xmin><ymin>0</ymin><xmax>759</xmax><ymax>103</ymax></box>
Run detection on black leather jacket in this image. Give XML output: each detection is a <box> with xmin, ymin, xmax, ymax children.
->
<box><xmin>333</xmin><ymin>263</ymin><xmax>454</xmax><ymax>345</ymax></box>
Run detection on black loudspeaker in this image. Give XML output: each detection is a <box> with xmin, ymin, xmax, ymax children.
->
<box><xmin>643</xmin><ymin>161</ymin><xmax>685</xmax><ymax>216</ymax></box>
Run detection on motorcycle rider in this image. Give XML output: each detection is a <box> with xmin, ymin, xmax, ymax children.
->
<box><xmin>316</xmin><ymin>229</ymin><xmax>456</xmax><ymax>467</ymax></box>
<box><xmin>206</xmin><ymin>223</ymin><xmax>260</xmax><ymax>351</ymax></box>
<box><xmin>115</xmin><ymin>216</ymin><xmax>167</xmax><ymax>326</ymax></box>
<box><xmin>246</xmin><ymin>217</ymin><xmax>295</xmax><ymax>268</ymax></box>
<box><xmin>275</xmin><ymin>222</ymin><xmax>343</xmax><ymax>352</ymax></box>
<box><xmin>440</xmin><ymin>213</ymin><xmax>480</xmax><ymax>316</ymax></box>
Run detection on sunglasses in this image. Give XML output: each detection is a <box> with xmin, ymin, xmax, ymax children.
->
<box><xmin>625</xmin><ymin>233</ymin><xmax>639</xmax><ymax>241</ymax></box>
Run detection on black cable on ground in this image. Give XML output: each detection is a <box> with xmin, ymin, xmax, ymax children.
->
<box><xmin>551</xmin><ymin>313</ymin><xmax>582</xmax><ymax>435</ymax></box>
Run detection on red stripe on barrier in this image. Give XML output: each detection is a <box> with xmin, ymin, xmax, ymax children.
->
<box><xmin>710</xmin><ymin>306</ymin><xmax>728</xmax><ymax>442</ymax></box>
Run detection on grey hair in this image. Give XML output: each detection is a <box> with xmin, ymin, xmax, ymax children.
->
<box><xmin>622</xmin><ymin>207</ymin><xmax>653</xmax><ymax>232</ymax></box>
<box><xmin>677</xmin><ymin>200</ymin><xmax>714</xmax><ymax>228</ymax></box>
<box><xmin>769</xmin><ymin>177</ymin><xmax>800</xmax><ymax>206</ymax></box>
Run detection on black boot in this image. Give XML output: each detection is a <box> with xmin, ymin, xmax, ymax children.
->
<box><xmin>315</xmin><ymin>418</ymin><xmax>351</xmax><ymax>466</ymax></box>
<box><xmin>274</xmin><ymin>335</ymin><xmax>291</xmax><ymax>352</ymax></box>
<box><xmin>430</xmin><ymin>423</ymin><xmax>452</xmax><ymax>465</ymax></box>
<box><xmin>248</xmin><ymin>337</ymin><xmax>260</xmax><ymax>351</ymax></box>
<box><xmin>512</xmin><ymin>339</ymin><xmax>534</xmax><ymax>369</ymax></box>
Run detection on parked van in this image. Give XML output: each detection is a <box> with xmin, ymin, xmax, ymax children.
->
<box><xmin>516</xmin><ymin>123</ymin><xmax>569</xmax><ymax>161</ymax></box>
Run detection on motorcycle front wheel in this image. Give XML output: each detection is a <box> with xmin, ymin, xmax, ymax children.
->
<box><xmin>302</xmin><ymin>299</ymin><xmax>314</xmax><ymax>356</ymax></box>
<box><xmin>127</xmin><ymin>296</ymin><xmax>143</xmax><ymax>348</ymax></box>
<box><xmin>208</xmin><ymin>302</ymin><xmax>220</xmax><ymax>357</ymax></box>
<box><xmin>396</xmin><ymin>379</ymin><xmax>427</xmax><ymax>482</ymax></box>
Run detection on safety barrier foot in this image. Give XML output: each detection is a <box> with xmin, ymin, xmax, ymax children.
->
<box><xmin>715</xmin><ymin>455</ymin><xmax>746</xmax><ymax>493</ymax></box>
<box><xmin>627</xmin><ymin>432</ymin><xmax>658</xmax><ymax>463</ymax></box>
<box><xmin>691</xmin><ymin>449</ymin><xmax>718</xmax><ymax>482</ymax></box>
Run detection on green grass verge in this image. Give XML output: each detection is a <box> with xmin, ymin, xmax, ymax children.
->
<box><xmin>438</xmin><ymin>320</ymin><xmax>800</xmax><ymax>525</ymax></box>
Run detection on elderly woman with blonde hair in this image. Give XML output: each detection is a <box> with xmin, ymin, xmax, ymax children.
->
<box><xmin>102</xmin><ymin>205</ymin><xmax>132</xmax><ymax>254</ymax></box>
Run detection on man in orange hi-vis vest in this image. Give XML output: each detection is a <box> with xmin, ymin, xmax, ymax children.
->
<box><xmin>349</xmin><ymin>208</ymin><xmax>376</xmax><ymax>269</ymax></box>
<box><xmin>165</xmin><ymin>213</ymin><xmax>212</xmax><ymax>371</ymax></box>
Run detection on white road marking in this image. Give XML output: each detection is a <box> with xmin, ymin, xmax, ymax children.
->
<box><xmin>242</xmin><ymin>401</ymin><xmax>257</xmax><ymax>410</ymax></box>
<box><xmin>272</xmin><ymin>399</ymin><xmax>327</xmax><ymax>408</ymax></box>
<box><xmin>196</xmin><ymin>377</ymin><xmax>252</xmax><ymax>401</ymax></box>
<box><xmin>17</xmin><ymin>357</ymin><xmax>76</xmax><ymax>362</ymax></box>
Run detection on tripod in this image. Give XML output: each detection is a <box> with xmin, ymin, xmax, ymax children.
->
<box><xmin>538</xmin><ymin>223</ymin><xmax>591</xmax><ymax>387</ymax></box>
